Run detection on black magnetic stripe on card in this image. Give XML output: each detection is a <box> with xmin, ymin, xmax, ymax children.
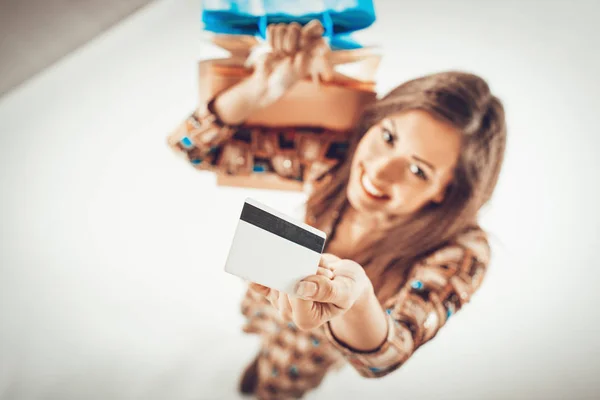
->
<box><xmin>240</xmin><ymin>203</ymin><xmax>324</xmax><ymax>253</ymax></box>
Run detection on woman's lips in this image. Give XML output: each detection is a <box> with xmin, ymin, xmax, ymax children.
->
<box><xmin>359</xmin><ymin>168</ymin><xmax>389</xmax><ymax>200</ymax></box>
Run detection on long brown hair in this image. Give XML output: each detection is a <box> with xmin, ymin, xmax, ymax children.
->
<box><xmin>306</xmin><ymin>71</ymin><xmax>507</xmax><ymax>301</ymax></box>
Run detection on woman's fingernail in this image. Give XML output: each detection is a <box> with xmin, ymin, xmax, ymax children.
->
<box><xmin>296</xmin><ymin>282</ymin><xmax>317</xmax><ymax>297</ymax></box>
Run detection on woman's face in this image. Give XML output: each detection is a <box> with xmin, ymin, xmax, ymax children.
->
<box><xmin>347</xmin><ymin>110</ymin><xmax>462</xmax><ymax>220</ymax></box>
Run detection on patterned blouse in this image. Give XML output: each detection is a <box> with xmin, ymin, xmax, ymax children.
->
<box><xmin>167</xmin><ymin>103</ymin><xmax>491</xmax><ymax>396</ymax></box>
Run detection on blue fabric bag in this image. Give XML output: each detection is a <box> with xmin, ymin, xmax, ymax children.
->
<box><xmin>201</xmin><ymin>0</ymin><xmax>377</xmax><ymax>50</ymax></box>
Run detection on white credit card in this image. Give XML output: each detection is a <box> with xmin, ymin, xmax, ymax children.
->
<box><xmin>224</xmin><ymin>198</ymin><xmax>327</xmax><ymax>295</ymax></box>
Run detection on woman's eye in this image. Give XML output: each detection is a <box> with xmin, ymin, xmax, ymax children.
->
<box><xmin>382</xmin><ymin>128</ymin><xmax>395</xmax><ymax>145</ymax></box>
<box><xmin>409</xmin><ymin>163</ymin><xmax>428</xmax><ymax>180</ymax></box>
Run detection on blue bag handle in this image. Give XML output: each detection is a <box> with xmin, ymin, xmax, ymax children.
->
<box><xmin>201</xmin><ymin>0</ymin><xmax>376</xmax><ymax>50</ymax></box>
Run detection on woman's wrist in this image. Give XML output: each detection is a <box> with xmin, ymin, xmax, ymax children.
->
<box><xmin>328</xmin><ymin>279</ymin><xmax>388</xmax><ymax>352</ymax></box>
<box><xmin>213</xmin><ymin>74</ymin><xmax>269</xmax><ymax>125</ymax></box>
<box><xmin>345</xmin><ymin>281</ymin><xmax>378</xmax><ymax>320</ymax></box>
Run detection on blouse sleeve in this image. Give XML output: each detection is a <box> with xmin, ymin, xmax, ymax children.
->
<box><xmin>166</xmin><ymin>99</ymin><xmax>350</xmax><ymax>185</ymax></box>
<box><xmin>322</xmin><ymin>228</ymin><xmax>491</xmax><ymax>378</ymax></box>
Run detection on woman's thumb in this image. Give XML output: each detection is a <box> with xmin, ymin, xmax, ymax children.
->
<box><xmin>295</xmin><ymin>275</ymin><xmax>339</xmax><ymax>303</ymax></box>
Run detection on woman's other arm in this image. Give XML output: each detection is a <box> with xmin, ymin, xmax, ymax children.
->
<box><xmin>325</xmin><ymin>229</ymin><xmax>491</xmax><ymax>378</ymax></box>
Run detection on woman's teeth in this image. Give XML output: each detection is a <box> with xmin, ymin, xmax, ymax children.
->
<box><xmin>361</xmin><ymin>172</ymin><xmax>386</xmax><ymax>198</ymax></box>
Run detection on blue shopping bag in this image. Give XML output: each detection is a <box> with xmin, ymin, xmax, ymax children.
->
<box><xmin>201</xmin><ymin>0</ymin><xmax>377</xmax><ymax>50</ymax></box>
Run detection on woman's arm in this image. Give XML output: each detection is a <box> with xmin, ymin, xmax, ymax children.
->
<box><xmin>324</xmin><ymin>229</ymin><xmax>491</xmax><ymax>378</ymax></box>
<box><xmin>212</xmin><ymin>74</ymin><xmax>271</xmax><ymax>125</ymax></box>
<box><xmin>327</xmin><ymin>283</ymin><xmax>388</xmax><ymax>352</ymax></box>
<box><xmin>167</xmin><ymin>21</ymin><xmax>337</xmax><ymax>178</ymax></box>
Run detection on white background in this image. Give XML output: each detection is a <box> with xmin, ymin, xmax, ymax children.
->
<box><xmin>1</xmin><ymin>0</ymin><xmax>599</xmax><ymax>399</ymax></box>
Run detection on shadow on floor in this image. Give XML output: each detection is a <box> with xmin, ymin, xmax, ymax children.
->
<box><xmin>0</xmin><ymin>0</ymin><xmax>155</xmax><ymax>97</ymax></box>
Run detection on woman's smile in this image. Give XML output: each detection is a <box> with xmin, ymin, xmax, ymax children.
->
<box><xmin>359</xmin><ymin>165</ymin><xmax>390</xmax><ymax>201</ymax></box>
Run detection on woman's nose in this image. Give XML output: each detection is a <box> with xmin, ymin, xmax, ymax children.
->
<box><xmin>371</xmin><ymin>156</ymin><xmax>405</xmax><ymax>183</ymax></box>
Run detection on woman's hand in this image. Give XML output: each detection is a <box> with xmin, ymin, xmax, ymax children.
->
<box><xmin>249</xmin><ymin>253</ymin><xmax>373</xmax><ymax>331</ymax></box>
<box><xmin>247</xmin><ymin>20</ymin><xmax>334</xmax><ymax>108</ymax></box>
<box><xmin>213</xmin><ymin>20</ymin><xmax>333</xmax><ymax>125</ymax></box>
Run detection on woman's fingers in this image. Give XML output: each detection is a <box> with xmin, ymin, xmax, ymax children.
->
<box><xmin>249</xmin><ymin>282</ymin><xmax>271</xmax><ymax>297</ymax></box>
<box><xmin>277</xmin><ymin>293</ymin><xmax>294</xmax><ymax>320</ymax></box>
<box><xmin>250</xmin><ymin>282</ymin><xmax>282</xmax><ymax>311</ymax></box>
<box><xmin>317</xmin><ymin>266</ymin><xmax>334</xmax><ymax>280</ymax></box>
<box><xmin>310</xmin><ymin>62</ymin><xmax>321</xmax><ymax>87</ymax></box>
<box><xmin>307</xmin><ymin>39</ymin><xmax>333</xmax><ymax>85</ymax></box>
<box><xmin>268</xmin><ymin>20</ymin><xmax>322</xmax><ymax>53</ymax></box>
<box><xmin>320</xmin><ymin>253</ymin><xmax>341</xmax><ymax>269</ymax></box>
<box><xmin>263</xmin><ymin>20</ymin><xmax>330</xmax><ymax>86</ymax></box>
<box><xmin>267</xmin><ymin>24</ymin><xmax>277</xmax><ymax>49</ymax></box>
<box><xmin>296</xmin><ymin>270</ymin><xmax>362</xmax><ymax>310</ymax></box>
<box><xmin>290</xmin><ymin>276</ymin><xmax>341</xmax><ymax>330</ymax></box>
<box><xmin>283</xmin><ymin>22</ymin><xmax>301</xmax><ymax>54</ymax></box>
<box><xmin>293</xmin><ymin>49</ymin><xmax>312</xmax><ymax>77</ymax></box>
<box><xmin>263</xmin><ymin>287</ymin><xmax>293</xmax><ymax>321</ymax></box>
<box><xmin>249</xmin><ymin>282</ymin><xmax>294</xmax><ymax>321</ymax></box>
<box><xmin>300</xmin><ymin>20</ymin><xmax>324</xmax><ymax>48</ymax></box>
<box><xmin>267</xmin><ymin>23</ymin><xmax>285</xmax><ymax>53</ymax></box>
<box><xmin>295</xmin><ymin>275</ymin><xmax>341</xmax><ymax>302</ymax></box>
<box><xmin>266</xmin><ymin>287</ymin><xmax>280</xmax><ymax>308</ymax></box>
<box><xmin>314</xmin><ymin>52</ymin><xmax>334</xmax><ymax>83</ymax></box>
<box><xmin>273</xmin><ymin>23</ymin><xmax>287</xmax><ymax>53</ymax></box>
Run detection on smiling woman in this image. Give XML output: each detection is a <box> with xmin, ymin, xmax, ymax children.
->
<box><xmin>168</xmin><ymin>20</ymin><xmax>506</xmax><ymax>400</ymax></box>
<box><xmin>348</xmin><ymin>109</ymin><xmax>463</xmax><ymax>217</ymax></box>
<box><xmin>309</xmin><ymin>71</ymin><xmax>506</xmax><ymax>298</ymax></box>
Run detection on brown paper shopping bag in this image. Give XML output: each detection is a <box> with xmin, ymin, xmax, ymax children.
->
<box><xmin>198</xmin><ymin>34</ymin><xmax>381</xmax><ymax>132</ymax></box>
<box><xmin>168</xmin><ymin>34</ymin><xmax>381</xmax><ymax>191</ymax></box>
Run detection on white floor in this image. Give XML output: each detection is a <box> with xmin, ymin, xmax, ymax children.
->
<box><xmin>1</xmin><ymin>0</ymin><xmax>599</xmax><ymax>399</ymax></box>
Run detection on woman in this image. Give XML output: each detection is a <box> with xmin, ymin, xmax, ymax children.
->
<box><xmin>172</xmin><ymin>21</ymin><xmax>506</xmax><ymax>399</ymax></box>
